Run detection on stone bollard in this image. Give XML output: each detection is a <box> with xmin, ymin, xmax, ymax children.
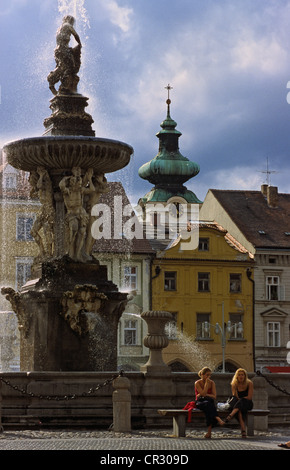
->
<box><xmin>112</xmin><ymin>375</ymin><xmax>131</xmax><ymax>432</ymax></box>
<box><xmin>252</xmin><ymin>375</ymin><xmax>268</xmax><ymax>431</ymax></box>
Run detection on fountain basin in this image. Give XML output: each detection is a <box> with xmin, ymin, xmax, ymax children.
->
<box><xmin>3</xmin><ymin>135</ymin><xmax>133</xmax><ymax>173</ymax></box>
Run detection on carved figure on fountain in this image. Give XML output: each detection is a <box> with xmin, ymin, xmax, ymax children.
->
<box><xmin>47</xmin><ymin>15</ymin><xmax>82</xmax><ymax>96</ymax></box>
<box><xmin>29</xmin><ymin>166</ymin><xmax>55</xmax><ymax>259</ymax></box>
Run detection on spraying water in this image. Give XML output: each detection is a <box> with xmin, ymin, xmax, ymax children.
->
<box><xmin>171</xmin><ymin>328</ymin><xmax>216</xmax><ymax>372</ymax></box>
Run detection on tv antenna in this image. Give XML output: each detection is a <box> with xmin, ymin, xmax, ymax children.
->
<box><xmin>259</xmin><ymin>157</ymin><xmax>278</xmax><ymax>186</ymax></box>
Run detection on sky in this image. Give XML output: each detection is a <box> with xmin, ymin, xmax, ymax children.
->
<box><xmin>1</xmin><ymin>0</ymin><xmax>290</xmax><ymax>205</ymax></box>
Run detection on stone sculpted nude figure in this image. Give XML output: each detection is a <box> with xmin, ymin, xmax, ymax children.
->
<box><xmin>30</xmin><ymin>167</ymin><xmax>55</xmax><ymax>258</ymax></box>
<box><xmin>59</xmin><ymin>167</ymin><xmax>95</xmax><ymax>262</ymax></box>
<box><xmin>47</xmin><ymin>15</ymin><xmax>82</xmax><ymax>95</ymax></box>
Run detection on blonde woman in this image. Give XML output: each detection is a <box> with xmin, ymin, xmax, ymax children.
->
<box><xmin>223</xmin><ymin>368</ymin><xmax>253</xmax><ymax>438</ymax></box>
<box><xmin>195</xmin><ymin>367</ymin><xmax>224</xmax><ymax>438</ymax></box>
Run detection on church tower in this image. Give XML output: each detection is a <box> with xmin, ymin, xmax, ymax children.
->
<box><xmin>138</xmin><ymin>85</ymin><xmax>202</xmax><ymax>218</ymax></box>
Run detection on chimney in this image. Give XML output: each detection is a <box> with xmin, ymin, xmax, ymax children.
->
<box><xmin>267</xmin><ymin>185</ymin><xmax>278</xmax><ymax>208</ymax></box>
<box><xmin>261</xmin><ymin>184</ymin><xmax>268</xmax><ymax>196</ymax></box>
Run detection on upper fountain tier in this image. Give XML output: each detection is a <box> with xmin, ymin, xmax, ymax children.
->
<box><xmin>3</xmin><ymin>15</ymin><xmax>133</xmax><ymax>173</ymax></box>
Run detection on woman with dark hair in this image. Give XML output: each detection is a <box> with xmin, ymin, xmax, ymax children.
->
<box><xmin>195</xmin><ymin>367</ymin><xmax>224</xmax><ymax>438</ymax></box>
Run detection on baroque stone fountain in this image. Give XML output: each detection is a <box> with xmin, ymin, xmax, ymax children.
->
<box><xmin>1</xmin><ymin>16</ymin><xmax>133</xmax><ymax>371</ymax></box>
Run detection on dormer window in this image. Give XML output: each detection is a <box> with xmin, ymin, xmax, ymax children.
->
<box><xmin>198</xmin><ymin>238</ymin><xmax>209</xmax><ymax>251</ymax></box>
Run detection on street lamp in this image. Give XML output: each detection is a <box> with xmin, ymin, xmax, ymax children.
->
<box><xmin>203</xmin><ymin>303</ymin><xmax>243</xmax><ymax>373</ymax></box>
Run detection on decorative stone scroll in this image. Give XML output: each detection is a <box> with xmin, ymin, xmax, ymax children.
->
<box><xmin>0</xmin><ymin>287</ymin><xmax>31</xmax><ymax>337</ymax></box>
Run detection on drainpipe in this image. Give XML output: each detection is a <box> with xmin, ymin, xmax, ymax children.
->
<box><xmin>247</xmin><ymin>268</ymin><xmax>256</xmax><ymax>372</ymax></box>
<box><xmin>149</xmin><ymin>263</ymin><xmax>161</xmax><ymax>310</ymax></box>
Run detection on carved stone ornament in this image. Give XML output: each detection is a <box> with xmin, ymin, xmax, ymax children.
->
<box><xmin>60</xmin><ymin>284</ymin><xmax>108</xmax><ymax>336</ymax></box>
<box><xmin>0</xmin><ymin>287</ymin><xmax>31</xmax><ymax>337</ymax></box>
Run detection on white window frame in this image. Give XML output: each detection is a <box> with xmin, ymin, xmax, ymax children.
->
<box><xmin>198</xmin><ymin>238</ymin><xmax>209</xmax><ymax>251</ymax></box>
<box><xmin>15</xmin><ymin>257</ymin><xmax>34</xmax><ymax>290</ymax></box>
<box><xmin>124</xmin><ymin>319</ymin><xmax>137</xmax><ymax>345</ymax></box>
<box><xmin>229</xmin><ymin>313</ymin><xmax>244</xmax><ymax>339</ymax></box>
<box><xmin>164</xmin><ymin>271</ymin><xmax>177</xmax><ymax>291</ymax></box>
<box><xmin>196</xmin><ymin>313</ymin><xmax>211</xmax><ymax>339</ymax></box>
<box><xmin>16</xmin><ymin>213</ymin><xmax>35</xmax><ymax>241</ymax></box>
<box><xmin>198</xmin><ymin>272</ymin><xmax>210</xmax><ymax>292</ymax></box>
<box><xmin>229</xmin><ymin>273</ymin><xmax>242</xmax><ymax>293</ymax></box>
<box><xmin>4</xmin><ymin>174</ymin><xmax>17</xmax><ymax>189</ymax></box>
<box><xmin>266</xmin><ymin>275</ymin><xmax>285</xmax><ymax>301</ymax></box>
<box><xmin>267</xmin><ymin>321</ymin><xmax>280</xmax><ymax>347</ymax></box>
<box><xmin>121</xmin><ymin>262</ymin><xmax>141</xmax><ymax>293</ymax></box>
<box><xmin>165</xmin><ymin>313</ymin><xmax>178</xmax><ymax>340</ymax></box>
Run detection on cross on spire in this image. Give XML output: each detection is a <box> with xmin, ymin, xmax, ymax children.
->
<box><xmin>165</xmin><ymin>83</ymin><xmax>173</xmax><ymax>100</ymax></box>
<box><xmin>165</xmin><ymin>83</ymin><xmax>173</xmax><ymax>115</ymax></box>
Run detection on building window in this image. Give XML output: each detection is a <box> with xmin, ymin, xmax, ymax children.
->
<box><xmin>16</xmin><ymin>214</ymin><xmax>35</xmax><ymax>241</ymax></box>
<box><xmin>266</xmin><ymin>276</ymin><xmax>284</xmax><ymax>301</ymax></box>
<box><xmin>196</xmin><ymin>313</ymin><xmax>210</xmax><ymax>339</ymax></box>
<box><xmin>267</xmin><ymin>322</ymin><xmax>280</xmax><ymax>347</ymax></box>
<box><xmin>198</xmin><ymin>272</ymin><xmax>210</xmax><ymax>292</ymax></box>
<box><xmin>124</xmin><ymin>319</ymin><xmax>137</xmax><ymax>345</ymax></box>
<box><xmin>229</xmin><ymin>313</ymin><xmax>244</xmax><ymax>339</ymax></box>
<box><xmin>164</xmin><ymin>271</ymin><xmax>177</xmax><ymax>291</ymax></box>
<box><xmin>4</xmin><ymin>174</ymin><xmax>17</xmax><ymax>189</ymax></box>
<box><xmin>123</xmin><ymin>266</ymin><xmax>137</xmax><ymax>290</ymax></box>
<box><xmin>230</xmin><ymin>274</ymin><xmax>242</xmax><ymax>293</ymax></box>
<box><xmin>16</xmin><ymin>258</ymin><xmax>33</xmax><ymax>290</ymax></box>
<box><xmin>198</xmin><ymin>238</ymin><xmax>209</xmax><ymax>251</ymax></box>
<box><xmin>165</xmin><ymin>313</ymin><xmax>178</xmax><ymax>339</ymax></box>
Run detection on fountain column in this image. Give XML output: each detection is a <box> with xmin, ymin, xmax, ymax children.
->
<box><xmin>140</xmin><ymin>311</ymin><xmax>176</xmax><ymax>424</ymax></box>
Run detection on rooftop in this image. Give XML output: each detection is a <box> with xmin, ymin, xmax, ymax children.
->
<box><xmin>209</xmin><ymin>187</ymin><xmax>290</xmax><ymax>249</ymax></box>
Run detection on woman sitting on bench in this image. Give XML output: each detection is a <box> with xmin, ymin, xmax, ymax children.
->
<box><xmin>195</xmin><ymin>367</ymin><xmax>224</xmax><ymax>438</ymax></box>
<box><xmin>223</xmin><ymin>368</ymin><xmax>253</xmax><ymax>438</ymax></box>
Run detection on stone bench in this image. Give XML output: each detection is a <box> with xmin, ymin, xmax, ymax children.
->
<box><xmin>157</xmin><ymin>408</ymin><xmax>270</xmax><ymax>437</ymax></box>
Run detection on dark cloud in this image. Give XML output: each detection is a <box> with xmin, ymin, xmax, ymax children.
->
<box><xmin>1</xmin><ymin>0</ymin><xmax>290</xmax><ymax>201</ymax></box>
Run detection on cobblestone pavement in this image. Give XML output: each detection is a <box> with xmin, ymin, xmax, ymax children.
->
<box><xmin>0</xmin><ymin>427</ymin><xmax>288</xmax><ymax>451</ymax></box>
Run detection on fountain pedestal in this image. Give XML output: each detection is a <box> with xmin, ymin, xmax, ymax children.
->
<box><xmin>2</xmin><ymin>258</ymin><xmax>128</xmax><ymax>371</ymax></box>
<box><xmin>140</xmin><ymin>311</ymin><xmax>176</xmax><ymax>423</ymax></box>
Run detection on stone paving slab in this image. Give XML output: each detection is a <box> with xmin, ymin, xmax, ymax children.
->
<box><xmin>0</xmin><ymin>428</ymin><xmax>288</xmax><ymax>452</ymax></box>
<box><xmin>0</xmin><ymin>436</ymin><xmax>285</xmax><ymax>451</ymax></box>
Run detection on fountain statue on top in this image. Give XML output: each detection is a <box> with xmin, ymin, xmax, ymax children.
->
<box><xmin>1</xmin><ymin>17</ymin><xmax>133</xmax><ymax>371</ymax></box>
<box><xmin>47</xmin><ymin>15</ymin><xmax>82</xmax><ymax>96</ymax></box>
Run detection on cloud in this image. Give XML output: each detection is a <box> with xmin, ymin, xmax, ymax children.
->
<box><xmin>99</xmin><ymin>0</ymin><xmax>133</xmax><ymax>33</ymax></box>
<box><xmin>232</xmin><ymin>35</ymin><xmax>288</xmax><ymax>76</ymax></box>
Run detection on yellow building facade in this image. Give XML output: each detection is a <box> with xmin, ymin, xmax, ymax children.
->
<box><xmin>151</xmin><ymin>223</ymin><xmax>255</xmax><ymax>372</ymax></box>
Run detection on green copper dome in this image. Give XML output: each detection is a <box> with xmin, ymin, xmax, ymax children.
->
<box><xmin>138</xmin><ymin>89</ymin><xmax>201</xmax><ymax>204</ymax></box>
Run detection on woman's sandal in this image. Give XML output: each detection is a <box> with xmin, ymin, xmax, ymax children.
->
<box><xmin>278</xmin><ymin>443</ymin><xmax>290</xmax><ymax>449</ymax></box>
<box><xmin>223</xmin><ymin>414</ymin><xmax>233</xmax><ymax>424</ymax></box>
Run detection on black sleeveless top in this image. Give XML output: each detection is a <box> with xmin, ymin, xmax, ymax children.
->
<box><xmin>237</xmin><ymin>386</ymin><xmax>248</xmax><ymax>398</ymax></box>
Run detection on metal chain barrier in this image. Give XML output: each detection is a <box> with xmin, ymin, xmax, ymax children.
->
<box><xmin>0</xmin><ymin>370</ymin><xmax>124</xmax><ymax>401</ymax></box>
<box><xmin>256</xmin><ymin>370</ymin><xmax>290</xmax><ymax>396</ymax></box>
